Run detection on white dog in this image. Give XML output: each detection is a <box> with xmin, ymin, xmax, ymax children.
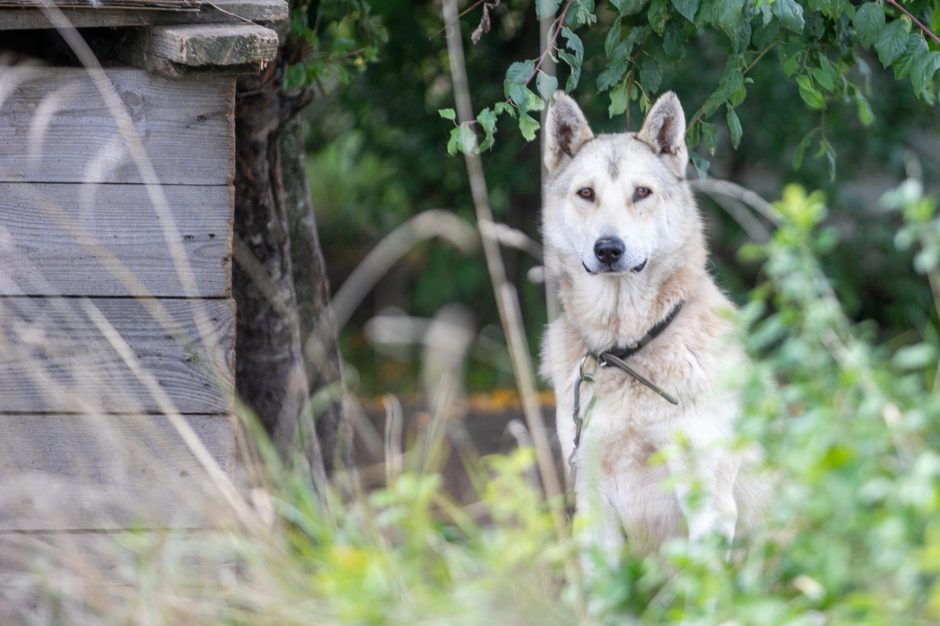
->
<box><xmin>540</xmin><ymin>91</ymin><xmax>765</xmax><ymax>557</ymax></box>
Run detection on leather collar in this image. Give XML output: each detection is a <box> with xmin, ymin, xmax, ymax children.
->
<box><xmin>596</xmin><ymin>301</ymin><xmax>684</xmax><ymax>362</ymax></box>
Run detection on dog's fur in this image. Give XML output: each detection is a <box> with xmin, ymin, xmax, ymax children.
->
<box><xmin>540</xmin><ymin>91</ymin><xmax>764</xmax><ymax>556</ymax></box>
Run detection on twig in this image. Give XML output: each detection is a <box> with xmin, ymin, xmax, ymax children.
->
<box><xmin>204</xmin><ymin>0</ymin><xmax>259</xmax><ymax>26</ymax></box>
<box><xmin>687</xmin><ymin>41</ymin><xmax>778</xmax><ymax>133</ymax></box>
<box><xmin>885</xmin><ymin>0</ymin><xmax>940</xmax><ymax>46</ymax></box>
<box><xmin>430</xmin><ymin>0</ymin><xmax>488</xmax><ymax>39</ymax></box>
<box><xmin>330</xmin><ymin>209</ymin><xmax>478</xmax><ymax>330</ymax></box>
<box><xmin>523</xmin><ymin>0</ymin><xmax>576</xmax><ymax>86</ymax></box>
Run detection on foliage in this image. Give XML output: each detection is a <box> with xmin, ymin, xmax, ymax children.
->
<box><xmin>447</xmin><ymin>0</ymin><xmax>940</xmax><ymax>178</ymax></box>
<box><xmin>283</xmin><ymin>0</ymin><xmax>388</xmax><ymax>91</ymax></box>
<box><xmin>28</xmin><ymin>183</ymin><xmax>940</xmax><ymax>625</ymax></box>
<box><xmin>306</xmin><ymin>0</ymin><xmax>939</xmax><ymax>397</ymax></box>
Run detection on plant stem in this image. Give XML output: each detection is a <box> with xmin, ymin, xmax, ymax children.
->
<box><xmin>885</xmin><ymin>0</ymin><xmax>940</xmax><ymax>46</ymax></box>
<box><xmin>523</xmin><ymin>0</ymin><xmax>576</xmax><ymax>87</ymax></box>
<box><xmin>687</xmin><ymin>41</ymin><xmax>779</xmax><ymax>133</ymax></box>
<box><xmin>441</xmin><ymin>0</ymin><xmax>581</xmax><ymax>605</ymax></box>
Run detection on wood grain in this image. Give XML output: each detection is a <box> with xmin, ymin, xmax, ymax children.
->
<box><xmin>0</xmin><ymin>68</ymin><xmax>234</xmax><ymax>185</ymax></box>
<box><xmin>0</xmin><ymin>0</ymin><xmax>287</xmax><ymax>31</ymax></box>
<box><xmin>0</xmin><ymin>297</ymin><xmax>235</xmax><ymax>414</ymax></box>
<box><xmin>119</xmin><ymin>24</ymin><xmax>279</xmax><ymax>74</ymax></box>
<box><xmin>0</xmin><ymin>413</ymin><xmax>235</xmax><ymax>531</ymax></box>
<box><xmin>0</xmin><ymin>183</ymin><xmax>232</xmax><ymax>297</ymax></box>
<box><xmin>0</xmin><ymin>0</ymin><xmax>199</xmax><ymax>7</ymax></box>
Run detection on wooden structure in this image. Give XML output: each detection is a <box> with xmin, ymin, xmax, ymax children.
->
<box><xmin>0</xmin><ymin>1</ymin><xmax>284</xmax><ymax>537</ymax></box>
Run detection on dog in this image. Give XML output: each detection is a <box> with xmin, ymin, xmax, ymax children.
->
<box><xmin>540</xmin><ymin>91</ymin><xmax>765</xmax><ymax>559</ymax></box>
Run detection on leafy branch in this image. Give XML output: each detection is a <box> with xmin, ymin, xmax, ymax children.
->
<box><xmin>885</xmin><ymin>0</ymin><xmax>940</xmax><ymax>47</ymax></box>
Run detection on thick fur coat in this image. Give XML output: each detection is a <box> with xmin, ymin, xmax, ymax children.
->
<box><xmin>540</xmin><ymin>92</ymin><xmax>765</xmax><ymax>556</ymax></box>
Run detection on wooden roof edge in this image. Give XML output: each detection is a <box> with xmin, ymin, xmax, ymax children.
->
<box><xmin>0</xmin><ymin>0</ymin><xmax>288</xmax><ymax>31</ymax></box>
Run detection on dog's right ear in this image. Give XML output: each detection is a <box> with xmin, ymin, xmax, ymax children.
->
<box><xmin>544</xmin><ymin>91</ymin><xmax>594</xmax><ymax>174</ymax></box>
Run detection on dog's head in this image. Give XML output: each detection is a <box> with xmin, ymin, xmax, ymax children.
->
<box><xmin>542</xmin><ymin>91</ymin><xmax>701</xmax><ymax>280</ymax></box>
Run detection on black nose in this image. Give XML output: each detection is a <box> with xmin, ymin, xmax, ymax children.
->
<box><xmin>594</xmin><ymin>237</ymin><xmax>625</xmax><ymax>266</ymax></box>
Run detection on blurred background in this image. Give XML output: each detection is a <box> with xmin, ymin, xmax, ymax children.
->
<box><xmin>307</xmin><ymin>0</ymin><xmax>940</xmax><ymax>401</ymax></box>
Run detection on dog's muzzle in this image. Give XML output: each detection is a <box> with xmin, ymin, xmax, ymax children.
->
<box><xmin>585</xmin><ymin>236</ymin><xmax>647</xmax><ymax>274</ymax></box>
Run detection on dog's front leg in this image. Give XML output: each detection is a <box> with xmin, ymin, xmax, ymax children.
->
<box><xmin>666</xmin><ymin>449</ymin><xmax>739</xmax><ymax>547</ymax></box>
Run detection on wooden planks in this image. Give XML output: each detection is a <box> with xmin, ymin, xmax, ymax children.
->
<box><xmin>0</xmin><ymin>0</ymin><xmax>287</xmax><ymax>30</ymax></box>
<box><xmin>0</xmin><ymin>183</ymin><xmax>232</xmax><ymax>297</ymax></box>
<box><xmin>118</xmin><ymin>24</ymin><xmax>279</xmax><ymax>76</ymax></box>
<box><xmin>0</xmin><ymin>0</ymin><xmax>199</xmax><ymax>8</ymax></box>
<box><xmin>0</xmin><ymin>68</ymin><xmax>234</xmax><ymax>185</ymax></box>
<box><xmin>0</xmin><ymin>297</ymin><xmax>234</xmax><ymax>414</ymax></box>
<box><xmin>0</xmin><ymin>413</ymin><xmax>234</xmax><ymax>530</ymax></box>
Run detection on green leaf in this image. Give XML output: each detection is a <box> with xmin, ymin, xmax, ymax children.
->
<box><xmin>647</xmin><ymin>0</ymin><xmax>668</xmax><ymax>34</ymax></box>
<box><xmin>610</xmin><ymin>0</ymin><xmax>648</xmax><ymax>16</ymax></box>
<box><xmin>792</xmin><ymin>128</ymin><xmax>816</xmax><ymax>170</ymax></box>
<box><xmin>796</xmin><ymin>75</ymin><xmax>825</xmax><ymax>109</ymax></box>
<box><xmin>663</xmin><ymin>21</ymin><xmax>686</xmax><ymax>59</ymax></box>
<box><xmin>853</xmin><ymin>2</ymin><xmax>884</xmax><ymax>49</ymax></box>
<box><xmin>893</xmin><ymin>343</ymin><xmax>937</xmax><ymax>371</ymax></box>
<box><xmin>912</xmin><ymin>50</ymin><xmax>940</xmax><ymax>95</ymax></box>
<box><xmin>605</xmin><ymin>18</ymin><xmax>622</xmax><ymax>58</ymax></box>
<box><xmin>558</xmin><ymin>27</ymin><xmax>584</xmax><ymax>91</ymax></box>
<box><xmin>670</xmin><ymin>0</ymin><xmax>698</xmax><ymax>22</ymax></box>
<box><xmin>726</xmin><ymin>105</ymin><xmax>742</xmax><ymax>149</ymax></box>
<box><xmin>638</xmin><ymin>56</ymin><xmax>662</xmax><ymax>94</ymax></box>
<box><xmin>700</xmin><ymin>121</ymin><xmax>717</xmax><ymax>155</ymax></box>
<box><xmin>783</xmin><ymin>51</ymin><xmax>802</xmax><ymax>77</ymax></box>
<box><xmin>518</xmin><ymin>114</ymin><xmax>540</xmax><ymax>141</ymax></box>
<box><xmin>565</xmin><ymin>0</ymin><xmax>596</xmax><ymax>27</ymax></box>
<box><xmin>536</xmin><ymin>0</ymin><xmax>562</xmax><ymax>20</ymax></box>
<box><xmin>875</xmin><ymin>18</ymin><xmax>911</xmax><ymax>67</ymax></box>
<box><xmin>700</xmin><ymin>61</ymin><xmax>743</xmax><ymax>117</ymax></box>
<box><xmin>448</xmin><ymin>123</ymin><xmax>477</xmax><ymax>156</ymax></box>
<box><xmin>536</xmin><ymin>72</ymin><xmax>559</xmax><ymax>102</ymax></box>
<box><xmin>597</xmin><ymin>58</ymin><xmax>629</xmax><ymax>92</ymax></box>
<box><xmin>810</xmin><ymin>55</ymin><xmax>836</xmax><ymax>91</ymax></box>
<box><xmin>438</xmin><ymin>108</ymin><xmax>456</xmax><ymax>121</ymax></box>
<box><xmin>894</xmin><ymin>34</ymin><xmax>928</xmax><ymax>79</ymax></box>
<box><xmin>505</xmin><ymin>59</ymin><xmax>535</xmax><ymax>84</ymax></box>
<box><xmin>495</xmin><ymin>101</ymin><xmax>515</xmax><ymax>117</ymax></box>
<box><xmin>855</xmin><ymin>92</ymin><xmax>875</xmax><ymax>126</ymax></box>
<box><xmin>772</xmin><ymin>0</ymin><xmax>804</xmax><ymax>33</ymax></box>
<box><xmin>476</xmin><ymin>107</ymin><xmax>498</xmax><ymax>151</ymax></box>
<box><xmin>815</xmin><ymin>139</ymin><xmax>836</xmax><ymax>181</ymax></box>
<box><xmin>690</xmin><ymin>151</ymin><xmax>710</xmax><ymax>178</ymax></box>
<box><xmin>609</xmin><ymin>82</ymin><xmax>629</xmax><ymax>118</ymax></box>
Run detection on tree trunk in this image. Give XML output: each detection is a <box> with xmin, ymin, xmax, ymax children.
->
<box><xmin>233</xmin><ymin>59</ymin><xmax>345</xmax><ymax>480</ymax></box>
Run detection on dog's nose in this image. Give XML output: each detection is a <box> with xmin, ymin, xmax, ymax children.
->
<box><xmin>594</xmin><ymin>237</ymin><xmax>625</xmax><ymax>265</ymax></box>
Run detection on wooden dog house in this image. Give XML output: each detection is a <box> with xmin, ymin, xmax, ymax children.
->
<box><xmin>0</xmin><ymin>1</ymin><xmax>284</xmax><ymax>537</ymax></box>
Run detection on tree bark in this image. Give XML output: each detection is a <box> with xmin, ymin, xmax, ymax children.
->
<box><xmin>233</xmin><ymin>59</ymin><xmax>345</xmax><ymax>480</ymax></box>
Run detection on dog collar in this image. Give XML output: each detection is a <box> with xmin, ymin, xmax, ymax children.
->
<box><xmin>596</xmin><ymin>301</ymin><xmax>685</xmax><ymax>362</ymax></box>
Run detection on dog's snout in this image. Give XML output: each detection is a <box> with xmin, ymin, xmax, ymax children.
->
<box><xmin>594</xmin><ymin>237</ymin><xmax>625</xmax><ymax>266</ymax></box>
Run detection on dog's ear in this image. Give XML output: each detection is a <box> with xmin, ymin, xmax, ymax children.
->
<box><xmin>544</xmin><ymin>91</ymin><xmax>594</xmax><ymax>173</ymax></box>
<box><xmin>637</xmin><ymin>91</ymin><xmax>688</xmax><ymax>178</ymax></box>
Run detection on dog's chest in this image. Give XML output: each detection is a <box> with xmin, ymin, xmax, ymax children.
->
<box><xmin>574</xmin><ymin>364</ymin><xmax>685</xmax><ymax>475</ymax></box>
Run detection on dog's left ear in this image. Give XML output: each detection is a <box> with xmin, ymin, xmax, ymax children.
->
<box><xmin>637</xmin><ymin>92</ymin><xmax>688</xmax><ymax>178</ymax></box>
<box><xmin>544</xmin><ymin>91</ymin><xmax>594</xmax><ymax>174</ymax></box>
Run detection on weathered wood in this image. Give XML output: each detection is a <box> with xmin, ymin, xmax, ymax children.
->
<box><xmin>0</xmin><ymin>68</ymin><xmax>234</xmax><ymax>185</ymax></box>
<box><xmin>0</xmin><ymin>297</ymin><xmax>235</xmax><ymax>413</ymax></box>
<box><xmin>0</xmin><ymin>413</ymin><xmax>234</xmax><ymax>530</ymax></box>
<box><xmin>0</xmin><ymin>0</ymin><xmax>198</xmax><ymax>8</ymax></box>
<box><xmin>0</xmin><ymin>0</ymin><xmax>286</xmax><ymax>31</ymax></box>
<box><xmin>118</xmin><ymin>24</ymin><xmax>279</xmax><ymax>76</ymax></box>
<box><xmin>0</xmin><ymin>183</ymin><xmax>232</xmax><ymax>297</ymax></box>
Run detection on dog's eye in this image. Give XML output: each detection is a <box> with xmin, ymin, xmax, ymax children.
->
<box><xmin>634</xmin><ymin>186</ymin><xmax>652</xmax><ymax>201</ymax></box>
<box><xmin>576</xmin><ymin>187</ymin><xmax>595</xmax><ymax>202</ymax></box>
